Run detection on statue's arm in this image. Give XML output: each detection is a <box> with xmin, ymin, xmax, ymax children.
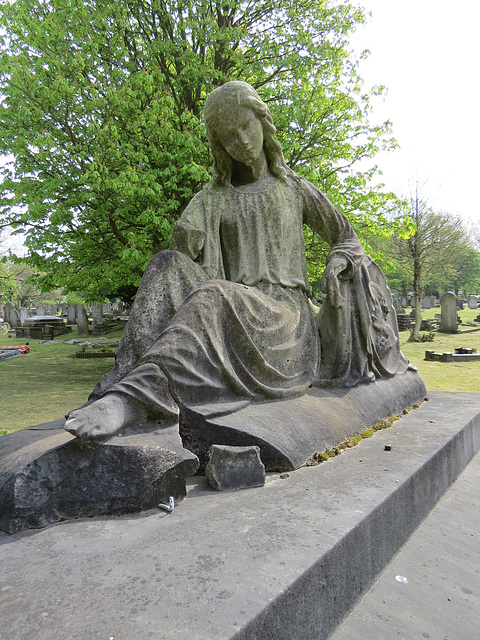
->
<box><xmin>300</xmin><ymin>178</ymin><xmax>365</xmax><ymax>306</ymax></box>
<box><xmin>171</xmin><ymin>193</ymin><xmax>206</xmax><ymax>261</ymax></box>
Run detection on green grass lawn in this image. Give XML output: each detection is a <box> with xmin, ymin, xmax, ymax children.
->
<box><xmin>398</xmin><ymin>306</ymin><xmax>480</xmax><ymax>394</ymax></box>
<box><xmin>1</xmin><ymin>307</ymin><xmax>479</xmax><ymax>437</ymax></box>
<box><xmin>0</xmin><ymin>329</ymin><xmax>121</xmax><ymax>435</ymax></box>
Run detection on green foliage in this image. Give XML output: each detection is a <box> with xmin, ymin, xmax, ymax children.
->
<box><xmin>0</xmin><ymin>259</ymin><xmax>40</xmax><ymax>302</ymax></box>
<box><xmin>1</xmin><ymin>0</ymin><xmax>406</xmax><ymax>298</ymax></box>
<box><xmin>374</xmin><ymin>191</ymin><xmax>480</xmax><ymax>300</ymax></box>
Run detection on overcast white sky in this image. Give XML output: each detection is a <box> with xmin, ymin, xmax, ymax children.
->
<box><xmin>351</xmin><ymin>0</ymin><xmax>480</xmax><ymax>227</ymax></box>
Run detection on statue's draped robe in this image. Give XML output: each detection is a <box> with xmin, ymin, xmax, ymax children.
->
<box><xmin>92</xmin><ymin>174</ymin><xmax>408</xmax><ymax>424</ymax></box>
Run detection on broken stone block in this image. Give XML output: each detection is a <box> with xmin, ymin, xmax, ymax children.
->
<box><xmin>0</xmin><ymin>420</ymin><xmax>199</xmax><ymax>534</ymax></box>
<box><xmin>205</xmin><ymin>444</ymin><xmax>266</xmax><ymax>491</ymax></box>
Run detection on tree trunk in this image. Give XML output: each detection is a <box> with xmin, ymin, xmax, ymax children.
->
<box><xmin>410</xmin><ymin>260</ymin><xmax>422</xmax><ymax>341</ymax></box>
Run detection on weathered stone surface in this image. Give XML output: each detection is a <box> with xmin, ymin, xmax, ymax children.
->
<box><xmin>3</xmin><ymin>301</ymin><xmax>19</xmax><ymax>328</ymax></box>
<box><xmin>66</xmin><ymin>303</ymin><xmax>76</xmax><ymax>324</ymax></box>
<box><xmin>181</xmin><ymin>369</ymin><xmax>427</xmax><ymax>472</ymax></box>
<box><xmin>439</xmin><ymin>292</ymin><xmax>458</xmax><ymax>333</ymax></box>
<box><xmin>1</xmin><ymin>393</ymin><xmax>478</xmax><ymax>640</ymax></box>
<box><xmin>66</xmin><ymin>81</ymin><xmax>414</xmax><ymax>444</ymax></box>
<box><xmin>26</xmin><ymin>80</ymin><xmax>428</xmax><ymax>533</ymax></box>
<box><xmin>19</xmin><ymin>307</ymin><xmax>28</xmax><ymax>325</ymax></box>
<box><xmin>91</xmin><ymin>303</ymin><xmax>103</xmax><ymax>335</ymax></box>
<box><xmin>0</xmin><ymin>420</ymin><xmax>199</xmax><ymax>534</ymax></box>
<box><xmin>206</xmin><ymin>444</ymin><xmax>265</xmax><ymax>491</ymax></box>
<box><xmin>76</xmin><ymin>304</ymin><xmax>89</xmax><ymax>334</ymax></box>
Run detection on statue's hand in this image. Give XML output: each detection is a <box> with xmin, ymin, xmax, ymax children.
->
<box><xmin>321</xmin><ymin>255</ymin><xmax>349</xmax><ymax>307</ymax></box>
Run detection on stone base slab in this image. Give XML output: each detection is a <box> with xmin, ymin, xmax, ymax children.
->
<box><xmin>0</xmin><ymin>371</ymin><xmax>425</xmax><ymax>533</ymax></box>
<box><xmin>181</xmin><ymin>369</ymin><xmax>427</xmax><ymax>470</ymax></box>
<box><xmin>0</xmin><ymin>391</ymin><xmax>479</xmax><ymax>639</ymax></box>
<box><xmin>0</xmin><ymin>422</ymin><xmax>199</xmax><ymax>534</ymax></box>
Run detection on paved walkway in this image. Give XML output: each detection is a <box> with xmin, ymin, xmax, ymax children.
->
<box><xmin>331</xmin><ymin>451</ymin><xmax>480</xmax><ymax>640</ymax></box>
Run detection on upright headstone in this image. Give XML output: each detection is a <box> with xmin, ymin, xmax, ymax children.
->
<box><xmin>468</xmin><ymin>295</ymin><xmax>478</xmax><ymax>309</ymax></box>
<box><xmin>9</xmin><ymin>308</ymin><xmax>20</xmax><ymax>328</ymax></box>
<box><xmin>37</xmin><ymin>302</ymin><xmax>45</xmax><ymax>316</ymax></box>
<box><xmin>440</xmin><ymin>293</ymin><xmax>458</xmax><ymax>333</ymax></box>
<box><xmin>67</xmin><ymin>304</ymin><xmax>76</xmax><ymax>325</ymax></box>
<box><xmin>429</xmin><ymin>295</ymin><xmax>436</xmax><ymax>308</ymax></box>
<box><xmin>421</xmin><ymin>296</ymin><xmax>431</xmax><ymax>309</ymax></box>
<box><xmin>76</xmin><ymin>305</ymin><xmax>89</xmax><ymax>335</ymax></box>
<box><xmin>91</xmin><ymin>303</ymin><xmax>103</xmax><ymax>335</ymax></box>
<box><xmin>103</xmin><ymin>302</ymin><xmax>112</xmax><ymax>314</ymax></box>
<box><xmin>19</xmin><ymin>308</ymin><xmax>28</xmax><ymax>326</ymax></box>
<box><xmin>4</xmin><ymin>302</ymin><xmax>19</xmax><ymax>328</ymax></box>
<box><xmin>401</xmin><ymin>296</ymin><xmax>408</xmax><ymax>308</ymax></box>
<box><xmin>117</xmin><ymin>300</ymin><xmax>124</xmax><ymax>315</ymax></box>
<box><xmin>61</xmin><ymin>303</ymin><xmax>67</xmax><ymax>317</ymax></box>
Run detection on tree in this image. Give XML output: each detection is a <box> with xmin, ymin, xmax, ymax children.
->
<box><xmin>440</xmin><ymin>246</ymin><xmax>480</xmax><ymax>295</ymax></box>
<box><xmin>0</xmin><ymin>0</ymin><xmax>405</xmax><ymax>300</ymax></box>
<box><xmin>379</xmin><ymin>185</ymin><xmax>472</xmax><ymax>341</ymax></box>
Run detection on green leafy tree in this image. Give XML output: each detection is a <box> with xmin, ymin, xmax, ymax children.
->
<box><xmin>378</xmin><ymin>186</ymin><xmax>472</xmax><ymax>340</ymax></box>
<box><xmin>440</xmin><ymin>246</ymin><xmax>480</xmax><ymax>295</ymax></box>
<box><xmin>1</xmin><ymin>0</ymin><xmax>406</xmax><ymax>300</ymax></box>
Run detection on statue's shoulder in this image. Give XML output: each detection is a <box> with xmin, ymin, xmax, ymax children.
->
<box><xmin>283</xmin><ymin>171</ymin><xmax>323</xmax><ymax>206</ymax></box>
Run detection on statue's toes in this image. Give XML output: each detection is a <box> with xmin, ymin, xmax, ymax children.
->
<box><xmin>64</xmin><ymin>418</ymin><xmax>80</xmax><ymax>436</ymax></box>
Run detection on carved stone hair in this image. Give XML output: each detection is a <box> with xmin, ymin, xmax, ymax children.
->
<box><xmin>204</xmin><ymin>81</ymin><xmax>289</xmax><ymax>186</ymax></box>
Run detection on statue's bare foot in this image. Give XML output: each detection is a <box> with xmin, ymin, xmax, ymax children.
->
<box><xmin>64</xmin><ymin>393</ymin><xmax>140</xmax><ymax>440</ymax></box>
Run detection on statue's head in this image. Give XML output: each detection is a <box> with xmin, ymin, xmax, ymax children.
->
<box><xmin>204</xmin><ymin>81</ymin><xmax>288</xmax><ymax>185</ymax></box>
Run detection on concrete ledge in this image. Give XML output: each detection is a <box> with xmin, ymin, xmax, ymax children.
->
<box><xmin>0</xmin><ymin>391</ymin><xmax>479</xmax><ymax>640</ymax></box>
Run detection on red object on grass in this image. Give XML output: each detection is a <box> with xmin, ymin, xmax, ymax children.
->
<box><xmin>0</xmin><ymin>345</ymin><xmax>31</xmax><ymax>354</ymax></box>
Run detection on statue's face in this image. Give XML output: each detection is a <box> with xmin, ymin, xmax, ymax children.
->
<box><xmin>215</xmin><ymin>105</ymin><xmax>264</xmax><ymax>167</ymax></box>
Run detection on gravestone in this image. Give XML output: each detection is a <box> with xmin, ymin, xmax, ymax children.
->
<box><xmin>421</xmin><ymin>296</ymin><xmax>431</xmax><ymax>309</ymax></box>
<box><xmin>439</xmin><ymin>293</ymin><xmax>458</xmax><ymax>333</ymax></box>
<box><xmin>76</xmin><ymin>305</ymin><xmax>89</xmax><ymax>335</ymax></box>
<box><xmin>104</xmin><ymin>302</ymin><xmax>112</xmax><ymax>314</ymax></box>
<box><xmin>4</xmin><ymin>302</ymin><xmax>19</xmax><ymax>328</ymax></box>
<box><xmin>66</xmin><ymin>304</ymin><xmax>76</xmax><ymax>324</ymax></box>
<box><xmin>401</xmin><ymin>296</ymin><xmax>408</xmax><ymax>308</ymax></box>
<box><xmin>37</xmin><ymin>302</ymin><xmax>45</xmax><ymax>316</ymax></box>
<box><xmin>430</xmin><ymin>295</ymin><xmax>436</xmax><ymax>307</ymax></box>
<box><xmin>19</xmin><ymin>308</ymin><xmax>28</xmax><ymax>326</ymax></box>
<box><xmin>468</xmin><ymin>295</ymin><xmax>478</xmax><ymax>309</ymax></box>
<box><xmin>92</xmin><ymin>303</ymin><xmax>103</xmax><ymax>335</ymax></box>
<box><xmin>61</xmin><ymin>303</ymin><xmax>67</xmax><ymax>316</ymax></box>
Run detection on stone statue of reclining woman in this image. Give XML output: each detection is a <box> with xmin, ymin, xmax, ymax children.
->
<box><xmin>65</xmin><ymin>81</ymin><xmax>408</xmax><ymax>441</ymax></box>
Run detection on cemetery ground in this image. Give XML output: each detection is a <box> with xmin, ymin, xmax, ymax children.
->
<box><xmin>1</xmin><ymin>309</ymin><xmax>479</xmax><ymax>437</ymax></box>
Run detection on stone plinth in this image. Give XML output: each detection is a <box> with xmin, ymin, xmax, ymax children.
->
<box><xmin>180</xmin><ymin>370</ymin><xmax>426</xmax><ymax>472</ymax></box>
<box><xmin>0</xmin><ymin>421</ymin><xmax>199</xmax><ymax>535</ymax></box>
<box><xmin>0</xmin><ymin>393</ymin><xmax>479</xmax><ymax>640</ymax></box>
